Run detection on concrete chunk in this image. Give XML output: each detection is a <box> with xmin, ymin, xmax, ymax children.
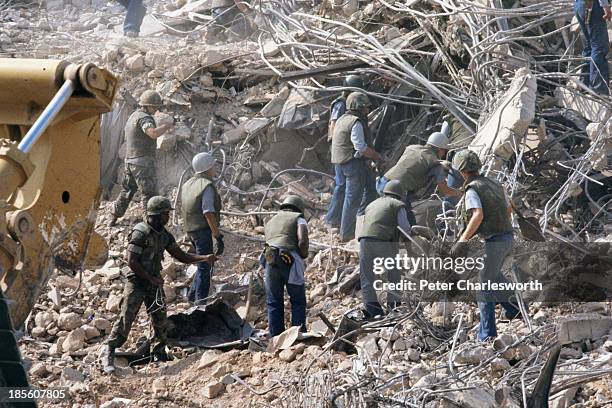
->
<box><xmin>557</xmin><ymin>314</ymin><xmax>612</xmax><ymax>344</ymax></box>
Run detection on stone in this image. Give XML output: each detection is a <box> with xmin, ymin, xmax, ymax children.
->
<box><xmin>198</xmin><ymin>350</ymin><xmax>222</xmax><ymax>369</ymax></box>
<box><xmin>202</xmin><ymin>381</ymin><xmax>225</xmax><ymax>399</ymax></box>
<box><xmin>558</xmin><ymin>314</ymin><xmax>612</xmax><ymax>344</ymax></box>
<box><xmin>31</xmin><ymin>327</ymin><xmax>46</xmax><ymax>338</ymax></box>
<box><xmin>47</xmin><ymin>287</ymin><xmax>62</xmax><ymax>309</ymax></box>
<box><xmin>380</xmin><ymin>327</ymin><xmax>400</xmax><ymax>341</ymax></box>
<box><xmin>125</xmin><ymin>54</ymin><xmax>145</xmax><ymax>72</ymax></box>
<box><xmin>92</xmin><ymin>317</ymin><xmax>111</xmax><ymax>333</ymax></box>
<box><xmin>30</xmin><ymin>363</ymin><xmax>49</xmax><ymax>378</ymax></box>
<box><xmin>406</xmin><ymin>348</ymin><xmax>420</xmax><ymax>362</ymax></box>
<box><xmin>35</xmin><ymin>311</ymin><xmax>56</xmax><ymax>328</ymax></box>
<box><xmin>83</xmin><ymin>325</ymin><xmax>101</xmax><ymax>340</ymax></box>
<box><xmin>156</xmin><ymin>133</ymin><xmax>177</xmax><ymax>151</ymax></box>
<box><xmin>145</xmin><ymin>51</ymin><xmax>166</xmax><ymax>68</ymax></box>
<box><xmin>199</xmin><ymin>74</ymin><xmax>214</xmax><ymax>87</ymax></box>
<box><xmin>61</xmin><ymin>367</ymin><xmax>85</xmax><ymax>383</ymax></box>
<box><xmin>454</xmin><ymin>346</ymin><xmax>493</xmax><ymax>365</ymax></box>
<box><xmin>57</xmin><ymin>312</ymin><xmax>82</xmax><ymax>331</ymax></box>
<box><xmin>100</xmin><ymin>398</ymin><xmax>134</xmax><ymax>408</ymax></box>
<box><xmin>356</xmin><ymin>334</ymin><xmax>380</xmax><ymax>359</ymax></box>
<box><xmin>163</xmin><ymin>285</ymin><xmax>176</xmax><ymax>303</ymax></box>
<box><xmin>106</xmin><ymin>294</ymin><xmax>122</xmax><ymax>313</ymax></box>
<box><xmin>279</xmin><ymin>348</ymin><xmax>297</xmax><ymax>362</ymax></box>
<box><xmin>469</xmin><ymin>68</ymin><xmax>536</xmax><ymax>167</ymax></box>
<box><xmin>173</xmin><ymin>63</ymin><xmax>193</xmax><ymax>81</ymax></box>
<box><xmin>212</xmin><ymin>363</ymin><xmax>231</xmax><ymax>378</ymax></box>
<box><xmin>385</xmin><ymin>27</ymin><xmax>402</xmax><ymax>43</ymax></box>
<box><xmin>221</xmin><ymin>374</ymin><xmax>235</xmax><ymax>385</ymax></box>
<box><xmin>446</xmin><ymin>388</ymin><xmax>497</xmax><ymax>408</ymax></box>
<box><xmin>102</xmin><ymin>267</ymin><xmax>121</xmax><ymax>280</ymax></box>
<box><xmin>64</xmin><ymin>328</ymin><xmax>86</xmax><ymax>352</ymax></box>
<box><xmin>556</xmin><ymin>87</ymin><xmax>609</xmax><ymax>123</ymax></box>
<box><xmin>560</xmin><ymin>347</ymin><xmax>583</xmax><ymax>360</ymax></box>
<box><xmin>490</xmin><ymin>358</ymin><xmax>511</xmax><ymax>377</ymax></box>
<box><xmin>550</xmin><ymin>387</ymin><xmax>578</xmax><ymax>408</ymax></box>
<box><xmin>392</xmin><ymin>338</ymin><xmax>407</xmax><ymax>351</ymax></box>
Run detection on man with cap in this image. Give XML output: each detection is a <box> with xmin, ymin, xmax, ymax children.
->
<box><xmin>180</xmin><ymin>152</ymin><xmax>223</xmax><ymax>302</ymax></box>
<box><xmin>261</xmin><ymin>195</ymin><xmax>309</xmax><ymax>336</ymax></box>
<box><xmin>357</xmin><ymin>180</ymin><xmax>411</xmax><ymax>317</ymax></box>
<box><xmin>378</xmin><ymin>122</ymin><xmax>461</xmax><ymax>225</ymax></box>
<box><xmin>325</xmin><ymin>92</ymin><xmax>384</xmax><ymax>242</ymax></box>
<box><xmin>110</xmin><ymin>90</ymin><xmax>174</xmax><ymax>226</ymax></box>
<box><xmin>451</xmin><ymin>149</ymin><xmax>522</xmax><ymax>341</ymax></box>
<box><xmin>101</xmin><ymin>196</ymin><xmax>217</xmax><ymax>374</ymax></box>
<box><xmin>328</xmin><ymin>75</ymin><xmax>364</xmax><ymax>141</ymax></box>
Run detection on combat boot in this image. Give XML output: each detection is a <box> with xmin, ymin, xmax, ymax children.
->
<box><xmin>100</xmin><ymin>345</ymin><xmax>115</xmax><ymax>374</ymax></box>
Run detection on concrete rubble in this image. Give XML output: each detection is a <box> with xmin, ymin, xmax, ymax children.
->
<box><xmin>1</xmin><ymin>0</ymin><xmax>611</xmax><ymax>406</ymax></box>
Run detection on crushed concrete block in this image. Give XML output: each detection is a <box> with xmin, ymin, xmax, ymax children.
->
<box><xmin>558</xmin><ymin>314</ymin><xmax>612</xmax><ymax>344</ymax></box>
<box><xmin>454</xmin><ymin>346</ymin><xmax>493</xmax><ymax>365</ymax></box>
<box><xmin>198</xmin><ymin>350</ymin><xmax>222</xmax><ymax>369</ymax></box>
<box><xmin>57</xmin><ymin>312</ymin><xmax>82</xmax><ymax>331</ymax></box>
<box><xmin>61</xmin><ymin>367</ymin><xmax>85</xmax><ymax>383</ymax></box>
<box><xmin>556</xmin><ymin>87</ymin><xmax>609</xmax><ymax>123</ymax></box>
<box><xmin>156</xmin><ymin>133</ymin><xmax>177</xmax><ymax>151</ymax></box>
<box><xmin>105</xmin><ymin>294</ymin><xmax>122</xmax><ymax>313</ymax></box>
<box><xmin>125</xmin><ymin>54</ymin><xmax>145</xmax><ymax>72</ymax></box>
<box><xmin>445</xmin><ymin>388</ymin><xmax>497</xmax><ymax>408</ymax></box>
<box><xmin>202</xmin><ymin>381</ymin><xmax>225</xmax><ymax>399</ymax></box>
<box><xmin>63</xmin><ymin>328</ymin><xmax>86</xmax><ymax>352</ymax></box>
<box><xmin>469</xmin><ymin>67</ymin><xmax>536</xmax><ymax>164</ymax></box>
<box><xmin>279</xmin><ymin>348</ymin><xmax>297</xmax><ymax>362</ymax></box>
<box><xmin>356</xmin><ymin>334</ymin><xmax>380</xmax><ymax>359</ymax></box>
<box><xmin>220</xmin><ymin>125</ymin><xmax>247</xmax><ymax>145</ymax></box>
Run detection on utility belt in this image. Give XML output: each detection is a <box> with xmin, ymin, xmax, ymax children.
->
<box><xmin>263</xmin><ymin>244</ymin><xmax>294</xmax><ymax>268</ymax></box>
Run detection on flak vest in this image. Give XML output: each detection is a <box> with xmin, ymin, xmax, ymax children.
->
<box><xmin>264</xmin><ymin>211</ymin><xmax>301</xmax><ymax>251</ymax></box>
<box><xmin>181</xmin><ymin>175</ymin><xmax>222</xmax><ymax>233</ymax></box>
<box><xmin>331</xmin><ymin>112</ymin><xmax>371</xmax><ymax>165</ymax></box>
<box><xmin>384</xmin><ymin>145</ymin><xmax>439</xmax><ymax>194</ymax></box>
<box><xmin>358</xmin><ymin>196</ymin><xmax>406</xmax><ymax>242</ymax></box>
<box><xmin>127</xmin><ymin>222</ymin><xmax>173</xmax><ymax>277</ymax></box>
<box><xmin>125</xmin><ymin>110</ymin><xmax>156</xmax><ymax>161</ymax></box>
<box><xmin>462</xmin><ymin>175</ymin><xmax>513</xmax><ymax>237</ymax></box>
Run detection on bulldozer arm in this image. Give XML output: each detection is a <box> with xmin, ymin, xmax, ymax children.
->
<box><xmin>0</xmin><ymin>59</ymin><xmax>117</xmax><ymax>329</ymax></box>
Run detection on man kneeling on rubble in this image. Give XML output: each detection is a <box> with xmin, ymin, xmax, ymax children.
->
<box><xmin>100</xmin><ymin>196</ymin><xmax>217</xmax><ymax>374</ymax></box>
<box><xmin>450</xmin><ymin>150</ymin><xmax>524</xmax><ymax>341</ymax></box>
<box><xmin>358</xmin><ymin>180</ymin><xmax>411</xmax><ymax>317</ymax></box>
<box><xmin>261</xmin><ymin>195</ymin><xmax>309</xmax><ymax>337</ymax></box>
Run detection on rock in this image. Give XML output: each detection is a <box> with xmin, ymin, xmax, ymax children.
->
<box><xmin>198</xmin><ymin>350</ymin><xmax>222</xmax><ymax>369</ymax></box>
<box><xmin>490</xmin><ymin>358</ymin><xmax>511</xmax><ymax>377</ymax></box>
<box><xmin>380</xmin><ymin>327</ymin><xmax>400</xmax><ymax>341</ymax></box>
<box><xmin>212</xmin><ymin>363</ymin><xmax>231</xmax><ymax>378</ymax></box>
<box><xmin>83</xmin><ymin>325</ymin><xmax>101</xmax><ymax>340</ymax></box>
<box><xmin>163</xmin><ymin>285</ymin><xmax>176</xmax><ymax>303</ymax></box>
<box><xmin>385</xmin><ymin>27</ymin><xmax>402</xmax><ymax>43</ymax></box>
<box><xmin>558</xmin><ymin>314</ymin><xmax>612</xmax><ymax>344</ymax></box>
<box><xmin>57</xmin><ymin>312</ymin><xmax>82</xmax><ymax>331</ymax></box>
<box><xmin>202</xmin><ymin>381</ymin><xmax>225</xmax><ymax>399</ymax></box>
<box><xmin>63</xmin><ymin>328</ymin><xmax>86</xmax><ymax>352</ymax></box>
<box><xmin>102</xmin><ymin>267</ymin><xmax>121</xmax><ymax>280</ymax></box>
<box><xmin>106</xmin><ymin>294</ymin><xmax>122</xmax><ymax>312</ymax></box>
<box><xmin>173</xmin><ymin>63</ymin><xmax>193</xmax><ymax>81</ymax></box>
<box><xmin>454</xmin><ymin>346</ymin><xmax>493</xmax><ymax>365</ymax></box>
<box><xmin>30</xmin><ymin>363</ymin><xmax>50</xmax><ymax>378</ymax></box>
<box><xmin>406</xmin><ymin>348</ymin><xmax>420</xmax><ymax>362</ymax></box>
<box><xmin>156</xmin><ymin>133</ymin><xmax>177</xmax><ymax>151</ymax></box>
<box><xmin>221</xmin><ymin>374</ymin><xmax>235</xmax><ymax>385</ymax></box>
<box><xmin>392</xmin><ymin>338</ymin><xmax>407</xmax><ymax>351</ymax></box>
<box><xmin>100</xmin><ymin>398</ymin><xmax>134</xmax><ymax>408</ymax></box>
<box><xmin>356</xmin><ymin>334</ymin><xmax>380</xmax><ymax>359</ymax></box>
<box><xmin>279</xmin><ymin>348</ymin><xmax>297</xmax><ymax>362</ymax></box>
<box><xmin>445</xmin><ymin>388</ymin><xmax>497</xmax><ymax>408</ymax></box>
<box><xmin>125</xmin><ymin>54</ymin><xmax>145</xmax><ymax>72</ymax></box>
<box><xmin>35</xmin><ymin>311</ymin><xmax>56</xmax><ymax>328</ymax></box>
<box><xmin>92</xmin><ymin>317</ymin><xmax>111</xmax><ymax>333</ymax></box>
<box><xmin>560</xmin><ymin>347</ymin><xmax>582</xmax><ymax>359</ymax></box>
<box><xmin>31</xmin><ymin>327</ymin><xmax>47</xmax><ymax>338</ymax></box>
<box><xmin>199</xmin><ymin>73</ymin><xmax>214</xmax><ymax>87</ymax></box>
<box><xmin>61</xmin><ymin>367</ymin><xmax>85</xmax><ymax>383</ymax></box>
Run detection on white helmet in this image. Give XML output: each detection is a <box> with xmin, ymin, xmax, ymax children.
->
<box><xmin>192</xmin><ymin>152</ymin><xmax>215</xmax><ymax>174</ymax></box>
<box><xmin>427</xmin><ymin>132</ymin><xmax>449</xmax><ymax>150</ymax></box>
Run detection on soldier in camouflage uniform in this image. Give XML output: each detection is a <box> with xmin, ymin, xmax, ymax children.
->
<box><xmin>109</xmin><ymin>90</ymin><xmax>174</xmax><ymax>226</ymax></box>
<box><xmin>100</xmin><ymin>197</ymin><xmax>216</xmax><ymax>374</ymax></box>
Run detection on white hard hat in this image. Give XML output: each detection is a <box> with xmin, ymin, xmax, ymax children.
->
<box><xmin>192</xmin><ymin>152</ymin><xmax>215</xmax><ymax>174</ymax></box>
<box><xmin>427</xmin><ymin>131</ymin><xmax>450</xmax><ymax>150</ymax></box>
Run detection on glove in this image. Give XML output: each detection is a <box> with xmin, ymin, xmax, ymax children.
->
<box><xmin>450</xmin><ymin>241</ymin><xmax>469</xmax><ymax>258</ymax></box>
<box><xmin>215</xmin><ymin>234</ymin><xmax>224</xmax><ymax>256</ymax></box>
<box><xmin>440</xmin><ymin>160</ymin><xmax>452</xmax><ymax>173</ymax></box>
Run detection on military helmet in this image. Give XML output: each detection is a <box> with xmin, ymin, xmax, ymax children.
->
<box><xmin>346</xmin><ymin>92</ymin><xmax>371</xmax><ymax>111</ymax></box>
<box><xmin>146</xmin><ymin>196</ymin><xmax>174</xmax><ymax>215</ymax></box>
<box><xmin>452</xmin><ymin>149</ymin><xmax>481</xmax><ymax>173</ymax></box>
<box><xmin>192</xmin><ymin>152</ymin><xmax>215</xmax><ymax>174</ymax></box>
<box><xmin>280</xmin><ymin>195</ymin><xmax>305</xmax><ymax>213</ymax></box>
<box><xmin>383</xmin><ymin>180</ymin><xmax>405</xmax><ymax>200</ymax></box>
<box><xmin>139</xmin><ymin>90</ymin><xmax>162</xmax><ymax>107</ymax></box>
<box><xmin>344</xmin><ymin>74</ymin><xmax>364</xmax><ymax>89</ymax></box>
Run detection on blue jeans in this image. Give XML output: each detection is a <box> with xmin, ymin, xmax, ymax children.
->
<box><xmin>376</xmin><ymin>177</ymin><xmax>417</xmax><ymax>226</ymax></box>
<box><xmin>325</xmin><ymin>159</ymin><xmax>373</xmax><ymax>240</ymax></box>
<box><xmin>187</xmin><ymin>228</ymin><xmax>213</xmax><ymax>302</ymax></box>
<box><xmin>118</xmin><ymin>0</ymin><xmax>146</xmax><ymax>34</ymax></box>
<box><xmin>575</xmin><ymin>0</ymin><xmax>610</xmax><ymax>95</ymax></box>
<box><xmin>477</xmin><ymin>233</ymin><xmax>520</xmax><ymax>340</ymax></box>
<box><xmin>264</xmin><ymin>252</ymin><xmax>306</xmax><ymax>337</ymax></box>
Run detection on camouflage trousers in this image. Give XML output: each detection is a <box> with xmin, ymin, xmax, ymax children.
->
<box><xmin>112</xmin><ymin>162</ymin><xmax>157</xmax><ymax>218</ymax></box>
<box><xmin>107</xmin><ymin>276</ymin><xmax>167</xmax><ymax>354</ymax></box>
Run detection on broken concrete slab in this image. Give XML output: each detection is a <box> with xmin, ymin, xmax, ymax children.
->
<box><xmin>558</xmin><ymin>314</ymin><xmax>612</xmax><ymax>344</ymax></box>
<box><xmin>469</xmin><ymin>67</ymin><xmax>536</xmax><ymax>163</ymax></box>
<box><xmin>556</xmin><ymin>87</ymin><xmax>610</xmax><ymax>123</ymax></box>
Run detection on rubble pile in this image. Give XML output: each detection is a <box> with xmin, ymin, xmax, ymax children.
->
<box><xmin>1</xmin><ymin>0</ymin><xmax>611</xmax><ymax>406</ymax></box>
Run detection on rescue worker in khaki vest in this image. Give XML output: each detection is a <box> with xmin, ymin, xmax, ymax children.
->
<box><xmin>378</xmin><ymin>122</ymin><xmax>461</xmax><ymax>225</ymax></box>
<box><xmin>328</xmin><ymin>75</ymin><xmax>364</xmax><ymax>141</ymax></box>
<box><xmin>181</xmin><ymin>152</ymin><xmax>224</xmax><ymax>303</ymax></box>
<box><xmin>100</xmin><ymin>197</ymin><xmax>217</xmax><ymax>374</ymax></box>
<box><xmin>261</xmin><ymin>195</ymin><xmax>309</xmax><ymax>336</ymax></box>
<box><xmin>358</xmin><ymin>180</ymin><xmax>411</xmax><ymax>317</ymax></box>
<box><xmin>325</xmin><ymin>92</ymin><xmax>384</xmax><ymax>242</ymax></box>
<box><xmin>451</xmin><ymin>149</ymin><xmax>523</xmax><ymax>341</ymax></box>
<box><xmin>110</xmin><ymin>90</ymin><xmax>174</xmax><ymax>226</ymax></box>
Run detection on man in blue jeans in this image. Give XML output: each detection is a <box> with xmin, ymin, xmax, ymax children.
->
<box><xmin>451</xmin><ymin>150</ymin><xmax>524</xmax><ymax>341</ymax></box>
<box><xmin>261</xmin><ymin>195</ymin><xmax>309</xmax><ymax>336</ymax></box>
<box><xmin>325</xmin><ymin>92</ymin><xmax>384</xmax><ymax>242</ymax></box>
<box><xmin>575</xmin><ymin>0</ymin><xmax>612</xmax><ymax>95</ymax></box>
<box><xmin>180</xmin><ymin>152</ymin><xmax>224</xmax><ymax>303</ymax></box>
<box><xmin>118</xmin><ymin>0</ymin><xmax>146</xmax><ymax>38</ymax></box>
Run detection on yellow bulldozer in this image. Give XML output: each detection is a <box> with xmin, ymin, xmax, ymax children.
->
<box><xmin>0</xmin><ymin>59</ymin><xmax>118</xmax><ymax>392</ymax></box>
